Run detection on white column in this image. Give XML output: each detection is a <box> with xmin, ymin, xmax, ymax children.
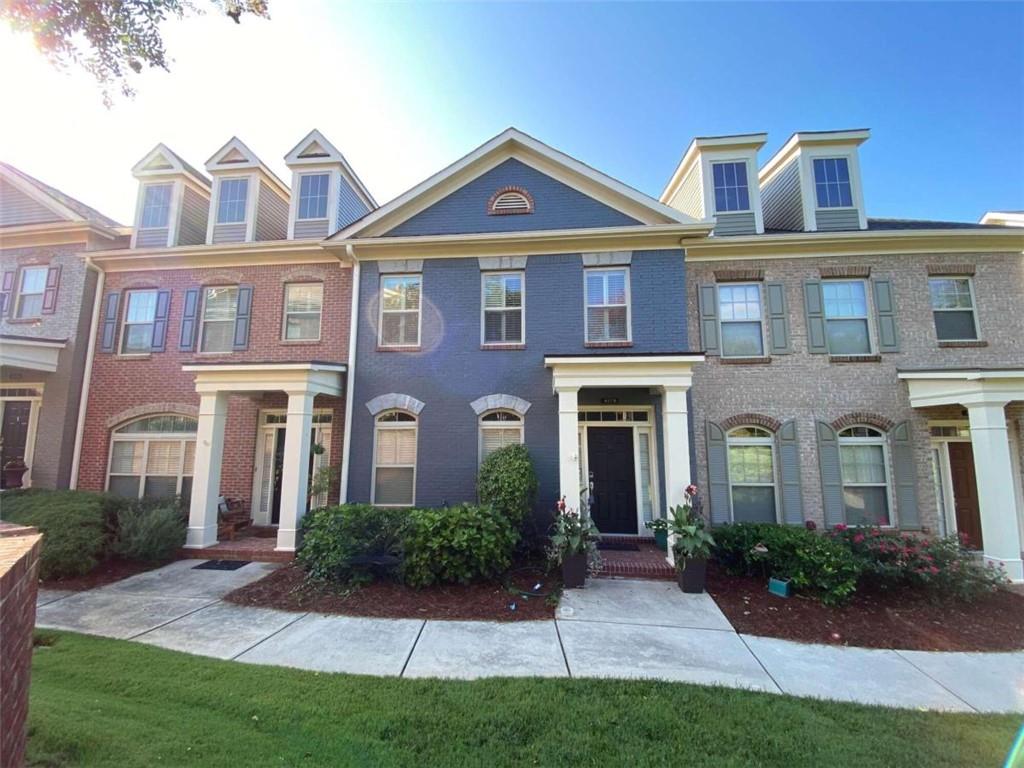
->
<box><xmin>661</xmin><ymin>385</ymin><xmax>692</xmax><ymax>566</ymax></box>
<box><xmin>185</xmin><ymin>392</ymin><xmax>228</xmax><ymax>548</ymax></box>
<box><xmin>276</xmin><ymin>388</ymin><xmax>316</xmax><ymax>552</ymax></box>
<box><xmin>557</xmin><ymin>387</ymin><xmax>581</xmax><ymax>512</ymax></box>
<box><xmin>967</xmin><ymin>400</ymin><xmax>1024</xmax><ymax>582</ymax></box>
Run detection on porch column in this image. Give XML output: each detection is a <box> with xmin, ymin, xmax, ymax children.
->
<box><xmin>557</xmin><ymin>387</ymin><xmax>581</xmax><ymax>511</ymax></box>
<box><xmin>276</xmin><ymin>388</ymin><xmax>316</xmax><ymax>552</ymax></box>
<box><xmin>967</xmin><ymin>400</ymin><xmax>1024</xmax><ymax>582</ymax></box>
<box><xmin>185</xmin><ymin>391</ymin><xmax>228</xmax><ymax>548</ymax></box>
<box><xmin>661</xmin><ymin>385</ymin><xmax>692</xmax><ymax>567</ymax></box>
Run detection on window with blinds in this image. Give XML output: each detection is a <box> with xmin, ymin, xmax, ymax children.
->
<box><xmin>379</xmin><ymin>274</ymin><xmax>421</xmax><ymax>347</ymax></box>
<box><xmin>373</xmin><ymin>411</ymin><xmax>417</xmax><ymax>506</ymax></box>
<box><xmin>585</xmin><ymin>268</ymin><xmax>630</xmax><ymax>342</ymax></box>
<box><xmin>479</xmin><ymin>410</ymin><xmax>523</xmax><ymax>464</ymax></box>
<box><xmin>108</xmin><ymin>415</ymin><xmax>196</xmax><ymax>501</ymax></box>
<box><xmin>482</xmin><ymin>272</ymin><xmax>524</xmax><ymax>344</ymax></box>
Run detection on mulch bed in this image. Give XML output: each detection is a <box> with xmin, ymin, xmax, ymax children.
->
<box><xmin>224</xmin><ymin>563</ymin><xmax>558</xmax><ymax>622</ymax></box>
<box><xmin>40</xmin><ymin>556</ymin><xmax>166</xmax><ymax>592</ymax></box>
<box><xmin>706</xmin><ymin>561</ymin><xmax>1024</xmax><ymax>652</ymax></box>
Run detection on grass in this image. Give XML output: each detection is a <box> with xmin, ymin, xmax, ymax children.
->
<box><xmin>28</xmin><ymin>630</ymin><xmax>1018</xmax><ymax>768</ymax></box>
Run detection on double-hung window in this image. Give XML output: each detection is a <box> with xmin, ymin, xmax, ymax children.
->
<box><xmin>726</xmin><ymin>427</ymin><xmax>777</xmax><ymax>523</ymax></box>
<box><xmin>140</xmin><ymin>184</ymin><xmax>172</xmax><ymax>229</ymax></box>
<box><xmin>813</xmin><ymin>158</ymin><xmax>853</xmax><ymax>208</ymax></box>
<box><xmin>373</xmin><ymin>411</ymin><xmax>417</xmax><ymax>506</ymax></box>
<box><xmin>712</xmin><ymin>161</ymin><xmax>750</xmax><ymax>212</ymax></box>
<box><xmin>200</xmin><ymin>286</ymin><xmax>238</xmax><ymax>353</ymax></box>
<box><xmin>121</xmin><ymin>289</ymin><xmax>158</xmax><ymax>353</ymax></box>
<box><xmin>217</xmin><ymin>178</ymin><xmax>249</xmax><ymax>224</ymax></box>
<box><xmin>297</xmin><ymin>173</ymin><xmax>329</xmax><ymax>220</ymax></box>
<box><xmin>838</xmin><ymin>426</ymin><xmax>891</xmax><ymax>526</ymax></box>
<box><xmin>283</xmin><ymin>283</ymin><xmax>323</xmax><ymax>341</ymax></box>
<box><xmin>585</xmin><ymin>268</ymin><xmax>630</xmax><ymax>343</ymax></box>
<box><xmin>718</xmin><ymin>283</ymin><xmax>763</xmax><ymax>357</ymax></box>
<box><xmin>107</xmin><ymin>415</ymin><xmax>196</xmax><ymax>501</ymax></box>
<box><xmin>482</xmin><ymin>272</ymin><xmax>523</xmax><ymax>345</ymax></box>
<box><xmin>822</xmin><ymin>280</ymin><xmax>871</xmax><ymax>354</ymax></box>
<box><xmin>479</xmin><ymin>410</ymin><xmax>524</xmax><ymax>464</ymax></box>
<box><xmin>929</xmin><ymin>277</ymin><xmax>978</xmax><ymax>341</ymax></box>
<box><xmin>14</xmin><ymin>266</ymin><xmax>47</xmax><ymax>318</ymax></box>
<box><xmin>379</xmin><ymin>274</ymin><xmax>421</xmax><ymax>348</ymax></box>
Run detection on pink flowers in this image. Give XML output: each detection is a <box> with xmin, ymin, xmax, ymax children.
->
<box><xmin>685</xmin><ymin>483</ymin><xmax>698</xmax><ymax>498</ymax></box>
<box><xmin>834</xmin><ymin>523</ymin><xmax>848</xmax><ymax>532</ymax></box>
<box><xmin>804</xmin><ymin>520</ymin><xmax>818</xmax><ymax>531</ymax></box>
<box><xmin>853</xmin><ymin>533</ymin><xmax>865</xmax><ymax>544</ymax></box>
<box><xmin>555</xmin><ymin>497</ymin><xmax>566</xmax><ymax>514</ymax></box>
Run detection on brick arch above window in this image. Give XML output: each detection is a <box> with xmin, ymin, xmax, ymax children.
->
<box><xmin>280</xmin><ymin>266</ymin><xmax>329</xmax><ymax>283</ymax></box>
<box><xmin>469</xmin><ymin>394</ymin><xmax>532</xmax><ymax>417</ymax></box>
<box><xmin>487</xmin><ymin>186</ymin><xmax>534</xmax><ymax>216</ymax></box>
<box><xmin>719</xmin><ymin>413</ymin><xmax>781</xmax><ymax>433</ymax></box>
<box><xmin>831</xmin><ymin>412</ymin><xmax>895</xmax><ymax>432</ymax></box>
<box><xmin>198</xmin><ymin>271</ymin><xmax>243</xmax><ymax>286</ymax></box>
<box><xmin>105</xmin><ymin>402</ymin><xmax>198</xmax><ymax>429</ymax></box>
<box><xmin>365</xmin><ymin>393</ymin><xmax>425</xmax><ymax>417</ymax></box>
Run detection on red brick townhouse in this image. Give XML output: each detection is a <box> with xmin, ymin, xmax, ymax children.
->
<box><xmin>73</xmin><ymin>132</ymin><xmax>376</xmax><ymax>552</ymax></box>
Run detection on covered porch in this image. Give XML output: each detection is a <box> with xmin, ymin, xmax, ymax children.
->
<box><xmin>899</xmin><ymin>369</ymin><xmax>1024</xmax><ymax>582</ymax></box>
<box><xmin>182</xmin><ymin>362</ymin><xmax>346</xmax><ymax>553</ymax></box>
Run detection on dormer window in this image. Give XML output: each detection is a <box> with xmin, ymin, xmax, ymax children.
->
<box><xmin>297</xmin><ymin>173</ymin><xmax>329</xmax><ymax>220</ymax></box>
<box><xmin>217</xmin><ymin>178</ymin><xmax>249</xmax><ymax>223</ymax></box>
<box><xmin>813</xmin><ymin>158</ymin><xmax>853</xmax><ymax>208</ymax></box>
<box><xmin>711</xmin><ymin>162</ymin><xmax>750</xmax><ymax>213</ymax></box>
<box><xmin>488</xmin><ymin>187</ymin><xmax>533</xmax><ymax>215</ymax></box>
<box><xmin>140</xmin><ymin>184</ymin><xmax>172</xmax><ymax>229</ymax></box>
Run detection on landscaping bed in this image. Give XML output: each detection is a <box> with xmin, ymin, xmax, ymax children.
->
<box><xmin>224</xmin><ymin>561</ymin><xmax>556</xmax><ymax>621</ymax></box>
<box><xmin>39</xmin><ymin>556</ymin><xmax>166</xmax><ymax>592</ymax></box>
<box><xmin>706</xmin><ymin>561</ymin><xmax>1024</xmax><ymax>652</ymax></box>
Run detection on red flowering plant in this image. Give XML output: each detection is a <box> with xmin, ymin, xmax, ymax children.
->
<box><xmin>547</xmin><ymin>497</ymin><xmax>602</xmax><ymax>574</ymax></box>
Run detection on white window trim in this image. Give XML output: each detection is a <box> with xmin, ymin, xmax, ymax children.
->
<box><xmin>378</xmin><ymin>273</ymin><xmax>423</xmax><ymax>349</ymax></box>
<box><xmin>837</xmin><ymin>425</ymin><xmax>896</xmax><ymax>528</ymax></box>
<box><xmin>370</xmin><ymin>410</ymin><xmax>418</xmax><ymax>507</ymax></box>
<box><xmin>478</xmin><ymin>409</ymin><xmax>525</xmax><ymax>466</ymax></box>
<box><xmin>118</xmin><ymin>288</ymin><xmax>159</xmax><ymax>356</ymax></box>
<box><xmin>105</xmin><ymin>419</ymin><xmax>196</xmax><ymax>501</ymax></box>
<box><xmin>725</xmin><ymin>427</ymin><xmax>780</xmax><ymax>524</ymax></box>
<box><xmin>197</xmin><ymin>285</ymin><xmax>239</xmax><ymax>355</ymax></box>
<box><xmin>251</xmin><ymin>408</ymin><xmax>333</xmax><ymax>525</ymax></box>
<box><xmin>295</xmin><ymin>171</ymin><xmax>331</xmax><ymax>222</ymax></box>
<box><xmin>709</xmin><ymin>158</ymin><xmax>753</xmax><ymax>215</ymax></box>
<box><xmin>480</xmin><ymin>271</ymin><xmax>525</xmax><ymax>346</ymax></box>
<box><xmin>583</xmin><ymin>267</ymin><xmax>632</xmax><ymax>344</ymax></box>
<box><xmin>281</xmin><ymin>282</ymin><xmax>324</xmax><ymax>342</ymax></box>
<box><xmin>717</xmin><ymin>282</ymin><xmax>766</xmax><ymax>358</ymax></box>
<box><xmin>14</xmin><ymin>266</ymin><xmax>48</xmax><ymax>319</ymax></box>
<box><xmin>0</xmin><ymin>383</ymin><xmax>44</xmax><ymax>488</ymax></box>
<box><xmin>213</xmin><ymin>175</ymin><xmax>251</xmax><ymax>224</ymax></box>
<box><xmin>929</xmin><ymin>276</ymin><xmax>982</xmax><ymax>342</ymax></box>
<box><xmin>928</xmin><ymin>419</ymin><xmax>972</xmax><ymax>541</ymax></box>
<box><xmin>822</xmin><ymin>278</ymin><xmax>877</xmax><ymax>356</ymax></box>
<box><xmin>138</xmin><ymin>182</ymin><xmax>174</xmax><ymax>230</ymax></box>
<box><xmin>811</xmin><ymin>155</ymin><xmax>857</xmax><ymax>211</ymax></box>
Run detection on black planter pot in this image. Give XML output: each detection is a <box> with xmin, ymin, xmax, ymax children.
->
<box><xmin>2</xmin><ymin>464</ymin><xmax>28</xmax><ymax>490</ymax></box>
<box><xmin>562</xmin><ymin>552</ymin><xmax>587</xmax><ymax>588</ymax></box>
<box><xmin>677</xmin><ymin>557</ymin><xmax>708</xmax><ymax>594</ymax></box>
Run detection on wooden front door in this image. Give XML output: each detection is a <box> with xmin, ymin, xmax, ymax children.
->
<box><xmin>947</xmin><ymin>442</ymin><xmax>983</xmax><ymax>550</ymax></box>
<box><xmin>587</xmin><ymin>427</ymin><xmax>637</xmax><ymax>534</ymax></box>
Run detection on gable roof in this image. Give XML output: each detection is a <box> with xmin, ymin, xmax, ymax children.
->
<box><xmin>284</xmin><ymin>129</ymin><xmax>377</xmax><ymax>210</ymax></box>
<box><xmin>329</xmin><ymin>128</ymin><xmax>708</xmax><ymax>240</ymax></box>
<box><xmin>205</xmin><ymin>136</ymin><xmax>290</xmax><ymax>197</ymax></box>
<box><xmin>0</xmin><ymin>161</ymin><xmax>123</xmax><ymax>229</ymax></box>
<box><xmin>132</xmin><ymin>143</ymin><xmax>210</xmax><ymax>189</ymax></box>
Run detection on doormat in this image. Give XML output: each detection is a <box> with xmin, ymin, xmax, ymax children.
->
<box><xmin>193</xmin><ymin>560</ymin><xmax>250</xmax><ymax>571</ymax></box>
<box><xmin>597</xmin><ymin>540</ymin><xmax>640</xmax><ymax>551</ymax></box>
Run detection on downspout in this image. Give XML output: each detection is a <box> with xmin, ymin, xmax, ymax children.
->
<box><xmin>69</xmin><ymin>257</ymin><xmax>104</xmax><ymax>489</ymax></box>
<box><xmin>338</xmin><ymin>243</ymin><xmax>360</xmax><ymax>503</ymax></box>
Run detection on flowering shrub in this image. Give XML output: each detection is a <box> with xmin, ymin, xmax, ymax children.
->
<box><xmin>828</xmin><ymin>526</ymin><xmax>1007</xmax><ymax>599</ymax></box>
<box><xmin>547</xmin><ymin>498</ymin><xmax>602</xmax><ymax>573</ymax></box>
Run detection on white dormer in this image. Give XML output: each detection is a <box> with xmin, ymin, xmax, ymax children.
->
<box><xmin>660</xmin><ymin>134</ymin><xmax>767</xmax><ymax>236</ymax></box>
<box><xmin>205</xmin><ymin>137</ymin><xmax>291</xmax><ymax>244</ymax></box>
<box><xmin>284</xmin><ymin>129</ymin><xmax>377</xmax><ymax>239</ymax></box>
<box><xmin>759</xmin><ymin>129</ymin><xmax>869</xmax><ymax>233</ymax></box>
<box><xmin>130</xmin><ymin>144</ymin><xmax>211</xmax><ymax>248</ymax></box>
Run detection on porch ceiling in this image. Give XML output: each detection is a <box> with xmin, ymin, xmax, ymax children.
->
<box><xmin>898</xmin><ymin>369</ymin><xmax>1024</xmax><ymax>408</ymax></box>
<box><xmin>544</xmin><ymin>354</ymin><xmax>705</xmax><ymax>393</ymax></box>
<box><xmin>181</xmin><ymin>361</ymin><xmax>346</xmax><ymax>397</ymax></box>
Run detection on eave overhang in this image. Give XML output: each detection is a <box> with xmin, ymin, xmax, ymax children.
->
<box><xmin>0</xmin><ymin>335</ymin><xmax>67</xmax><ymax>373</ymax></box>
<box><xmin>82</xmin><ymin>239</ymin><xmax>348</xmax><ymax>271</ymax></box>
<box><xmin>0</xmin><ymin>221</ymin><xmax>124</xmax><ymax>249</ymax></box>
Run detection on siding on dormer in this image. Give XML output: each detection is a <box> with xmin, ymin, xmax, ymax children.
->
<box><xmin>714</xmin><ymin>211</ymin><xmax>757</xmax><ymax>236</ymax></box>
<box><xmin>336</xmin><ymin>176</ymin><xmax>370</xmax><ymax>231</ymax></box>
<box><xmin>815</xmin><ymin>208</ymin><xmax>861</xmax><ymax>232</ymax></box>
<box><xmin>136</xmin><ymin>228</ymin><xmax>168</xmax><ymax>247</ymax></box>
<box><xmin>669</xmin><ymin>163</ymin><xmax>703</xmax><ymax>220</ymax></box>
<box><xmin>294</xmin><ymin>218</ymin><xmax>329</xmax><ymax>239</ymax></box>
<box><xmin>212</xmin><ymin>222</ymin><xmax>246</xmax><ymax>243</ymax></box>
<box><xmin>255</xmin><ymin>180</ymin><xmax>288</xmax><ymax>241</ymax></box>
<box><xmin>178</xmin><ymin>186</ymin><xmax>209</xmax><ymax>245</ymax></box>
<box><xmin>761</xmin><ymin>158</ymin><xmax>804</xmax><ymax>232</ymax></box>
<box><xmin>0</xmin><ymin>179</ymin><xmax>62</xmax><ymax>226</ymax></box>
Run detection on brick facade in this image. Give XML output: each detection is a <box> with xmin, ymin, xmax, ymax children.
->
<box><xmin>76</xmin><ymin>262</ymin><xmax>352</xmax><ymax>513</ymax></box>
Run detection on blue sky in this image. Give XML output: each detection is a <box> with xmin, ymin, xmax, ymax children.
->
<box><xmin>2</xmin><ymin>1</ymin><xmax>1021</xmax><ymax>224</ymax></box>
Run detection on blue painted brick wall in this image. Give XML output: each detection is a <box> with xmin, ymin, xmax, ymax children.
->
<box><xmin>384</xmin><ymin>158</ymin><xmax>641</xmax><ymax>237</ymax></box>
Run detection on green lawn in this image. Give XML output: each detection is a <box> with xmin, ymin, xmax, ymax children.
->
<box><xmin>28</xmin><ymin>631</ymin><xmax>1017</xmax><ymax>768</ymax></box>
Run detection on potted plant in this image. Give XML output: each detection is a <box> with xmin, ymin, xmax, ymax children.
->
<box><xmin>644</xmin><ymin>517</ymin><xmax>669</xmax><ymax>551</ymax></box>
<box><xmin>548</xmin><ymin>497</ymin><xmax>601</xmax><ymax>588</ymax></box>
<box><xmin>2</xmin><ymin>458</ymin><xmax>28</xmax><ymax>489</ymax></box>
<box><xmin>669</xmin><ymin>485</ymin><xmax>715</xmax><ymax>593</ymax></box>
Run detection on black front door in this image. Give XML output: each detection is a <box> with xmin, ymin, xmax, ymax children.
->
<box><xmin>0</xmin><ymin>401</ymin><xmax>31</xmax><ymax>490</ymax></box>
<box><xmin>587</xmin><ymin>427</ymin><xmax>637</xmax><ymax>534</ymax></box>
<box><xmin>270</xmin><ymin>429</ymin><xmax>286</xmax><ymax>525</ymax></box>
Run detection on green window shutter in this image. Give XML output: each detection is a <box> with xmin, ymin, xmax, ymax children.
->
<box><xmin>890</xmin><ymin>421</ymin><xmax>920</xmax><ymax>530</ymax></box>
<box><xmin>697</xmin><ymin>284</ymin><xmax>720</xmax><ymax>355</ymax></box>
<box><xmin>803</xmin><ymin>281</ymin><xmax>828</xmax><ymax>353</ymax></box>
<box><xmin>872</xmin><ymin>278</ymin><xmax>900</xmax><ymax>353</ymax></box>
<box><xmin>816</xmin><ymin>421</ymin><xmax>844</xmax><ymax>528</ymax></box>
<box><xmin>706</xmin><ymin>420</ymin><xmax>730</xmax><ymax>525</ymax></box>
<box><xmin>777</xmin><ymin>419</ymin><xmax>804</xmax><ymax>524</ymax></box>
<box><xmin>765</xmin><ymin>282</ymin><xmax>791</xmax><ymax>354</ymax></box>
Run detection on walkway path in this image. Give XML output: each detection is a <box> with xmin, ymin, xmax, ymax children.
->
<box><xmin>35</xmin><ymin>560</ymin><xmax>1024</xmax><ymax>714</ymax></box>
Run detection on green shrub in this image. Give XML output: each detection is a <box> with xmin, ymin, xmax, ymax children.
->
<box><xmin>1</xmin><ymin>489</ymin><xmax>107</xmax><ymax>579</ymax></box>
<box><xmin>110</xmin><ymin>501</ymin><xmax>186</xmax><ymax>562</ymax></box>
<box><xmin>298</xmin><ymin>504</ymin><xmax>412</xmax><ymax>584</ymax></box>
<box><xmin>713</xmin><ymin>523</ymin><xmax>861</xmax><ymax>606</ymax></box>
<box><xmin>403</xmin><ymin>504</ymin><xmax>517</xmax><ymax>587</ymax></box>
<box><xmin>477</xmin><ymin>444</ymin><xmax>538</xmax><ymax>527</ymax></box>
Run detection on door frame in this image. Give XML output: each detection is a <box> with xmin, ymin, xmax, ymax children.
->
<box><xmin>0</xmin><ymin>383</ymin><xmax>44</xmax><ymax>489</ymax></box>
<box><xmin>251</xmin><ymin>408</ymin><xmax>333</xmax><ymax>526</ymax></box>
<box><xmin>577</xmin><ymin>405</ymin><xmax>660</xmax><ymax>537</ymax></box>
<box><xmin>928</xmin><ymin>420</ymin><xmax>975</xmax><ymax>546</ymax></box>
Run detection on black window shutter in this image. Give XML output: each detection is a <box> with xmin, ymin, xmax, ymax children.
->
<box><xmin>151</xmin><ymin>289</ymin><xmax>171</xmax><ymax>352</ymax></box>
<box><xmin>0</xmin><ymin>270</ymin><xmax>14</xmax><ymax>316</ymax></box>
<box><xmin>99</xmin><ymin>291</ymin><xmax>121</xmax><ymax>353</ymax></box>
<box><xmin>179</xmin><ymin>288</ymin><xmax>200</xmax><ymax>351</ymax></box>
<box><xmin>232</xmin><ymin>285</ymin><xmax>254</xmax><ymax>350</ymax></box>
<box><xmin>41</xmin><ymin>265</ymin><xmax>62</xmax><ymax>314</ymax></box>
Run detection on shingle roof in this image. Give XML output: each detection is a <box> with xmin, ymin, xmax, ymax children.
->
<box><xmin>0</xmin><ymin>161</ymin><xmax>123</xmax><ymax>229</ymax></box>
<box><xmin>866</xmin><ymin>217</ymin><xmax>1010</xmax><ymax>231</ymax></box>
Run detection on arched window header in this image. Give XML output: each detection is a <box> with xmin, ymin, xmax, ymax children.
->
<box><xmin>728</xmin><ymin>426</ymin><xmax>772</xmax><ymax>439</ymax></box>
<box><xmin>377</xmin><ymin>410</ymin><xmax>416</xmax><ymax>423</ymax></box>
<box><xmin>487</xmin><ymin>186</ymin><xmax>534</xmax><ymax>216</ymax></box>
<box><xmin>481</xmin><ymin>410</ymin><xmax>522</xmax><ymax>423</ymax></box>
<box><xmin>115</xmin><ymin>414</ymin><xmax>198</xmax><ymax>433</ymax></box>
<box><xmin>839</xmin><ymin>425</ymin><xmax>884</xmax><ymax>438</ymax></box>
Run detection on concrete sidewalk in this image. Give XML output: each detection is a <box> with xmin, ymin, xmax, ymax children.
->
<box><xmin>35</xmin><ymin>562</ymin><xmax>1024</xmax><ymax>714</ymax></box>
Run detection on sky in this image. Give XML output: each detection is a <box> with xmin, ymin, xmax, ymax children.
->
<box><xmin>1</xmin><ymin>1</ymin><xmax>1022</xmax><ymax>227</ymax></box>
